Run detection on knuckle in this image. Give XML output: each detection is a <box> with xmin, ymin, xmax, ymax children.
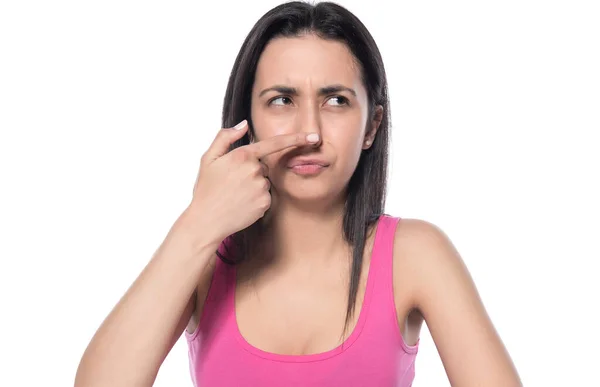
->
<box><xmin>259</xmin><ymin>162</ymin><xmax>269</xmax><ymax>175</ymax></box>
<box><xmin>241</xmin><ymin>163</ymin><xmax>254</xmax><ymax>179</ymax></box>
<box><xmin>252</xmin><ymin>162</ymin><xmax>263</xmax><ymax>176</ymax></box>
<box><xmin>259</xmin><ymin>195</ymin><xmax>271</xmax><ymax>211</ymax></box>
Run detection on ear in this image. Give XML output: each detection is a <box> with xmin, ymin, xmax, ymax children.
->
<box><xmin>363</xmin><ymin>105</ymin><xmax>383</xmax><ymax>150</ymax></box>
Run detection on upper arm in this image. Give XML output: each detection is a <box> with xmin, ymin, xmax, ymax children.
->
<box><xmin>162</xmin><ymin>287</ymin><xmax>197</xmax><ymax>355</ymax></box>
<box><xmin>169</xmin><ymin>254</ymin><xmax>217</xmax><ymax>349</ymax></box>
<box><xmin>395</xmin><ymin>219</ymin><xmax>522</xmax><ymax>387</ymax></box>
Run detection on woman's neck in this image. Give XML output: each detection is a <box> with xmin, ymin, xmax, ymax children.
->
<box><xmin>257</xmin><ymin>198</ymin><xmax>349</xmax><ymax>270</ymax></box>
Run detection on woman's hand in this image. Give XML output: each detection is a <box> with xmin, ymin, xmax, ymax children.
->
<box><xmin>187</xmin><ymin>119</ymin><xmax>319</xmax><ymax>244</ymax></box>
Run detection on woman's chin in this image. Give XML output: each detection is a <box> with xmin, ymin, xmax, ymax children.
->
<box><xmin>272</xmin><ymin>185</ymin><xmax>341</xmax><ymax>208</ymax></box>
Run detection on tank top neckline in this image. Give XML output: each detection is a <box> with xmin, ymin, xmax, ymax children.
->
<box><xmin>226</xmin><ymin>214</ymin><xmax>391</xmax><ymax>363</ymax></box>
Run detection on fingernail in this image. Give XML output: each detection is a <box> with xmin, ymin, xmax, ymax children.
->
<box><xmin>306</xmin><ymin>133</ymin><xmax>319</xmax><ymax>143</ymax></box>
<box><xmin>234</xmin><ymin>120</ymin><xmax>247</xmax><ymax>130</ymax></box>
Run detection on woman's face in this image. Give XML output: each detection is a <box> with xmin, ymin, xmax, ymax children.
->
<box><xmin>250</xmin><ymin>34</ymin><xmax>382</xmax><ymax>205</ymax></box>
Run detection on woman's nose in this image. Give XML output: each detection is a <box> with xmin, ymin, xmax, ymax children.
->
<box><xmin>296</xmin><ymin>104</ymin><xmax>323</xmax><ymax>147</ymax></box>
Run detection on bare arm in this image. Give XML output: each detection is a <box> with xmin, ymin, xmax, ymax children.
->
<box><xmin>74</xmin><ymin>208</ymin><xmax>219</xmax><ymax>387</ymax></box>
<box><xmin>396</xmin><ymin>219</ymin><xmax>522</xmax><ymax>386</ymax></box>
<box><xmin>73</xmin><ymin>122</ymin><xmax>317</xmax><ymax>387</ymax></box>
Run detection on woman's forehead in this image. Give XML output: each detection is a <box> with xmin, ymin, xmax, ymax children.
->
<box><xmin>253</xmin><ymin>35</ymin><xmax>363</xmax><ymax>93</ymax></box>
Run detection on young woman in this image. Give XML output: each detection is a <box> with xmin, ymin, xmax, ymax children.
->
<box><xmin>75</xmin><ymin>2</ymin><xmax>521</xmax><ymax>386</ymax></box>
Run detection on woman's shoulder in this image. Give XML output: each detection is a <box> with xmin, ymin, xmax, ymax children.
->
<box><xmin>391</xmin><ymin>217</ymin><xmax>468</xmax><ymax>302</ymax></box>
<box><xmin>393</xmin><ymin>217</ymin><xmax>451</xmax><ymax>247</ymax></box>
<box><xmin>390</xmin><ymin>216</ymin><xmax>521</xmax><ymax>384</ymax></box>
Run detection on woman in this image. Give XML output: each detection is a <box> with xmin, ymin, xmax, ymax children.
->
<box><xmin>75</xmin><ymin>2</ymin><xmax>521</xmax><ymax>386</ymax></box>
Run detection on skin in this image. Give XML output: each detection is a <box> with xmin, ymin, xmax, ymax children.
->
<box><xmin>189</xmin><ymin>34</ymin><xmax>522</xmax><ymax>386</ymax></box>
<box><xmin>75</xmin><ymin>31</ymin><xmax>520</xmax><ymax>387</ymax></box>
<box><xmin>75</xmin><ymin>28</ymin><xmax>521</xmax><ymax>387</ymax></box>
<box><xmin>234</xmin><ymin>34</ymin><xmax>387</xmax><ymax>354</ymax></box>
<box><xmin>74</xmin><ymin>118</ymin><xmax>319</xmax><ymax>387</ymax></box>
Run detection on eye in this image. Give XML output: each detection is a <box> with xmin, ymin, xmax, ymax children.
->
<box><xmin>326</xmin><ymin>96</ymin><xmax>350</xmax><ymax>106</ymax></box>
<box><xmin>269</xmin><ymin>96</ymin><xmax>293</xmax><ymax>106</ymax></box>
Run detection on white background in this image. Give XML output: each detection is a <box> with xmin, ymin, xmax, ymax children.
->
<box><xmin>1</xmin><ymin>0</ymin><xmax>599</xmax><ymax>386</ymax></box>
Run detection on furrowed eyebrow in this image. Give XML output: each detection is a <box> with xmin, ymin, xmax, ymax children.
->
<box><xmin>318</xmin><ymin>85</ymin><xmax>356</xmax><ymax>97</ymax></box>
<box><xmin>259</xmin><ymin>85</ymin><xmax>298</xmax><ymax>97</ymax></box>
<box><xmin>258</xmin><ymin>84</ymin><xmax>357</xmax><ymax>98</ymax></box>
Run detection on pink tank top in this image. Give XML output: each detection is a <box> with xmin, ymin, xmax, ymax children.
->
<box><xmin>185</xmin><ymin>214</ymin><xmax>419</xmax><ymax>386</ymax></box>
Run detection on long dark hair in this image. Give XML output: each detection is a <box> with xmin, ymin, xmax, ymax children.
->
<box><xmin>217</xmin><ymin>1</ymin><xmax>391</xmax><ymax>337</ymax></box>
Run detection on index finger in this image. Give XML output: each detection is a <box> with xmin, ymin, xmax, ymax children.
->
<box><xmin>246</xmin><ymin>133</ymin><xmax>320</xmax><ymax>158</ymax></box>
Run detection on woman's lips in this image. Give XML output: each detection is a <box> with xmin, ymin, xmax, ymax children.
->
<box><xmin>286</xmin><ymin>157</ymin><xmax>329</xmax><ymax>175</ymax></box>
<box><xmin>286</xmin><ymin>157</ymin><xmax>330</xmax><ymax>168</ymax></box>
<box><xmin>288</xmin><ymin>164</ymin><xmax>327</xmax><ymax>175</ymax></box>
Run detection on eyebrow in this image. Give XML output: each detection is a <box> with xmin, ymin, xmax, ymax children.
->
<box><xmin>258</xmin><ymin>84</ymin><xmax>357</xmax><ymax>98</ymax></box>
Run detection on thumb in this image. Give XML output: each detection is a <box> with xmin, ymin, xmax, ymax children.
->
<box><xmin>203</xmin><ymin>120</ymin><xmax>249</xmax><ymax>162</ymax></box>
